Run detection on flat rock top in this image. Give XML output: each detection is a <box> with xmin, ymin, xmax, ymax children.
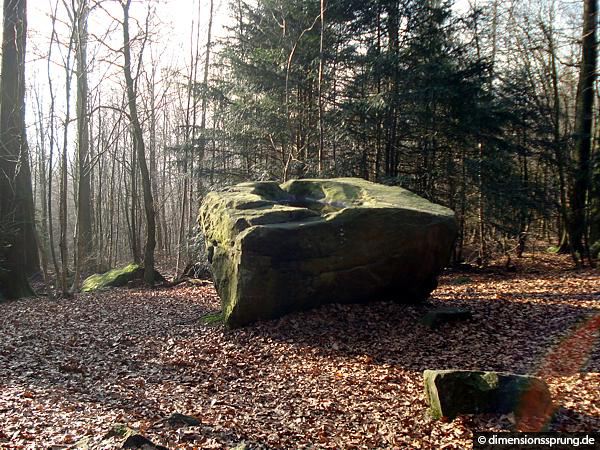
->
<box><xmin>200</xmin><ymin>178</ymin><xmax>458</xmax><ymax>247</ymax></box>
<box><xmin>230</xmin><ymin>178</ymin><xmax>455</xmax><ymax>216</ymax></box>
<box><xmin>203</xmin><ymin>177</ymin><xmax>454</xmax><ymax>223</ymax></box>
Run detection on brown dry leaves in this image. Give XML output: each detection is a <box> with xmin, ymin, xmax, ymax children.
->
<box><xmin>0</xmin><ymin>254</ymin><xmax>598</xmax><ymax>448</ymax></box>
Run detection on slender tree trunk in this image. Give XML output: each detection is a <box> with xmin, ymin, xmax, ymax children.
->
<box><xmin>160</xmin><ymin>108</ymin><xmax>169</xmax><ymax>257</ymax></box>
<box><xmin>46</xmin><ymin>8</ymin><xmax>60</xmax><ymax>279</ymax></box>
<box><xmin>148</xmin><ymin>67</ymin><xmax>161</xmax><ymax>259</ymax></box>
<box><xmin>176</xmin><ymin>1</ymin><xmax>203</xmax><ymax>276</ymax></box>
<box><xmin>200</xmin><ymin>0</ymin><xmax>214</xmax><ymax>164</ymax></box>
<box><xmin>74</xmin><ymin>0</ymin><xmax>93</xmax><ymax>289</ymax></box>
<box><xmin>548</xmin><ymin>36</ymin><xmax>571</xmax><ymax>253</ymax></box>
<box><xmin>57</xmin><ymin>10</ymin><xmax>76</xmax><ymax>296</ymax></box>
<box><xmin>384</xmin><ymin>0</ymin><xmax>399</xmax><ymax>177</ymax></box>
<box><xmin>108</xmin><ymin>140</ymin><xmax>116</xmax><ymax>267</ymax></box>
<box><xmin>478</xmin><ymin>142</ymin><xmax>487</xmax><ymax>265</ymax></box>
<box><xmin>33</xmin><ymin>90</ymin><xmax>50</xmax><ymax>288</ymax></box>
<box><xmin>195</xmin><ymin>0</ymin><xmax>214</xmax><ymax>224</ymax></box>
<box><xmin>121</xmin><ymin>0</ymin><xmax>156</xmax><ymax>284</ymax></box>
<box><xmin>317</xmin><ymin>0</ymin><xmax>325</xmax><ymax>176</ymax></box>
<box><xmin>59</xmin><ymin>95</ymin><xmax>71</xmax><ymax>295</ymax></box>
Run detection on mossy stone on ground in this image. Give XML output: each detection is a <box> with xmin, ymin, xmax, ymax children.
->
<box><xmin>104</xmin><ymin>423</ymin><xmax>137</xmax><ymax>439</ymax></box>
<box><xmin>199</xmin><ymin>312</ymin><xmax>224</xmax><ymax>326</ymax></box>
<box><xmin>591</xmin><ymin>240</ymin><xmax>600</xmax><ymax>259</ymax></box>
<box><xmin>423</xmin><ymin>369</ymin><xmax>553</xmax><ymax>421</ymax></box>
<box><xmin>200</xmin><ymin>178</ymin><xmax>458</xmax><ymax>327</ymax></box>
<box><xmin>81</xmin><ymin>264</ymin><xmax>165</xmax><ymax>293</ymax></box>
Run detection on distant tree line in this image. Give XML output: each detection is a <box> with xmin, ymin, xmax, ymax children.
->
<box><xmin>207</xmin><ymin>0</ymin><xmax>599</xmax><ymax>267</ymax></box>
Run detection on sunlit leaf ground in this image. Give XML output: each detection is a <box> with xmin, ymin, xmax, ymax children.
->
<box><xmin>0</xmin><ymin>254</ymin><xmax>598</xmax><ymax>448</ymax></box>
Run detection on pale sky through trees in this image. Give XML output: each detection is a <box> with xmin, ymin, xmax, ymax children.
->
<box><xmin>20</xmin><ymin>0</ymin><xmax>225</xmax><ymax>153</ymax></box>
<box><xmin>13</xmin><ymin>0</ymin><xmax>470</xmax><ymax>154</ymax></box>
<box><xmin>22</xmin><ymin>0</ymin><xmax>471</xmax><ymax>89</ymax></box>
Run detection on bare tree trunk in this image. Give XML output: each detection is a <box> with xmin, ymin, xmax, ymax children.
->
<box><xmin>384</xmin><ymin>0</ymin><xmax>399</xmax><ymax>178</ymax></box>
<box><xmin>74</xmin><ymin>0</ymin><xmax>93</xmax><ymax>289</ymax></box>
<box><xmin>129</xmin><ymin>136</ymin><xmax>140</xmax><ymax>263</ymax></box>
<box><xmin>569</xmin><ymin>0</ymin><xmax>597</xmax><ymax>265</ymax></box>
<box><xmin>199</xmin><ymin>0</ymin><xmax>214</xmax><ymax>165</ymax></box>
<box><xmin>121</xmin><ymin>0</ymin><xmax>156</xmax><ymax>284</ymax></box>
<box><xmin>317</xmin><ymin>0</ymin><xmax>325</xmax><ymax>176</ymax></box>
<box><xmin>108</xmin><ymin>137</ymin><xmax>117</xmax><ymax>267</ymax></box>
<box><xmin>46</xmin><ymin>6</ymin><xmax>61</xmax><ymax>279</ymax></box>
<box><xmin>478</xmin><ymin>142</ymin><xmax>487</xmax><ymax>265</ymax></box>
<box><xmin>160</xmin><ymin>108</ymin><xmax>169</xmax><ymax>257</ymax></box>
<box><xmin>145</xmin><ymin>64</ymin><xmax>162</xmax><ymax>260</ymax></box>
<box><xmin>546</xmin><ymin>28</ymin><xmax>571</xmax><ymax>253</ymax></box>
<box><xmin>176</xmin><ymin>1</ymin><xmax>203</xmax><ymax>276</ymax></box>
<box><xmin>33</xmin><ymin>87</ymin><xmax>50</xmax><ymax>287</ymax></box>
<box><xmin>58</xmin><ymin>19</ymin><xmax>76</xmax><ymax>296</ymax></box>
<box><xmin>0</xmin><ymin>0</ymin><xmax>37</xmax><ymax>298</ymax></box>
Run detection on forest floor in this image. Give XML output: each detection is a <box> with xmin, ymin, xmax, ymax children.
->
<box><xmin>0</xmin><ymin>253</ymin><xmax>598</xmax><ymax>449</ymax></box>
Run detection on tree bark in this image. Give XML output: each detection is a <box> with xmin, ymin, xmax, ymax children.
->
<box><xmin>317</xmin><ymin>0</ymin><xmax>325</xmax><ymax>176</ymax></box>
<box><xmin>46</xmin><ymin>7</ymin><xmax>60</xmax><ymax>279</ymax></box>
<box><xmin>0</xmin><ymin>0</ymin><xmax>37</xmax><ymax>298</ymax></box>
<box><xmin>384</xmin><ymin>0</ymin><xmax>399</xmax><ymax>178</ymax></box>
<box><xmin>74</xmin><ymin>0</ymin><xmax>94</xmax><ymax>289</ymax></box>
<box><xmin>59</xmin><ymin>16</ymin><xmax>75</xmax><ymax>296</ymax></box>
<box><xmin>121</xmin><ymin>0</ymin><xmax>156</xmax><ymax>284</ymax></box>
<box><xmin>568</xmin><ymin>0</ymin><xmax>597</xmax><ymax>265</ymax></box>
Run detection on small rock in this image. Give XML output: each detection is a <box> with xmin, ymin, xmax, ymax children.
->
<box><xmin>420</xmin><ymin>307</ymin><xmax>472</xmax><ymax>330</ymax></box>
<box><xmin>122</xmin><ymin>434</ymin><xmax>167</xmax><ymax>449</ymax></box>
<box><xmin>166</xmin><ymin>413</ymin><xmax>201</xmax><ymax>427</ymax></box>
<box><xmin>105</xmin><ymin>423</ymin><xmax>136</xmax><ymax>440</ymax></box>
<box><xmin>230</xmin><ymin>443</ymin><xmax>249</xmax><ymax>450</ymax></box>
<box><xmin>424</xmin><ymin>369</ymin><xmax>553</xmax><ymax>421</ymax></box>
<box><xmin>73</xmin><ymin>436</ymin><xmax>91</xmax><ymax>449</ymax></box>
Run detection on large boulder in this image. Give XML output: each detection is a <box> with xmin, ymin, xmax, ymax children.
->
<box><xmin>199</xmin><ymin>178</ymin><xmax>457</xmax><ymax>327</ymax></box>
<box><xmin>423</xmin><ymin>369</ymin><xmax>553</xmax><ymax>420</ymax></box>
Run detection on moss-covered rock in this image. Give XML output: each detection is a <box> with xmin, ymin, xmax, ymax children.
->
<box><xmin>424</xmin><ymin>369</ymin><xmax>553</xmax><ymax>420</ymax></box>
<box><xmin>590</xmin><ymin>240</ymin><xmax>600</xmax><ymax>259</ymax></box>
<box><xmin>104</xmin><ymin>423</ymin><xmax>137</xmax><ymax>440</ymax></box>
<box><xmin>199</xmin><ymin>312</ymin><xmax>224</xmax><ymax>326</ymax></box>
<box><xmin>200</xmin><ymin>178</ymin><xmax>458</xmax><ymax>327</ymax></box>
<box><xmin>81</xmin><ymin>264</ymin><xmax>165</xmax><ymax>292</ymax></box>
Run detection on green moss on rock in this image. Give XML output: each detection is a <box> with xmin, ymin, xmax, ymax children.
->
<box><xmin>81</xmin><ymin>264</ymin><xmax>142</xmax><ymax>292</ymax></box>
<box><xmin>104</xmin><ymin>423</ymin><xmax>137</xmax><ymax>439</ymax></box>
<box><xmin>199</xmin><ymin>312</ymin><xmax>224</xmax><ymax>325</ymax></box>
<box><xmin>424</xmin><ymin>369</ymin><xmax>553</xmax><ymax>420</ymax></box>
<box><xmin>591</xmin><ymin>240</ymin><xmax>600</xmax><ymax>259</ymax></box>
<box><xmin>200</xmin><ymin>178</ymin><xmax>458</xmax><ymax>327</ymax></box>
